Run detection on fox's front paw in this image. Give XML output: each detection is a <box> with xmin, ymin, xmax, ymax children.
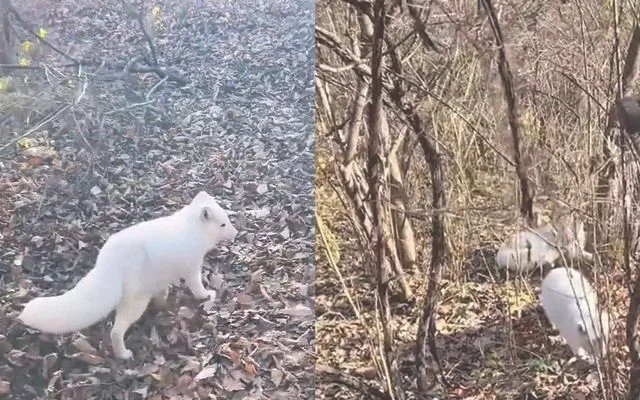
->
<box><xmin>115</xmin><ymin>349</ymin><xmax>134</xmax><ymax>360</ymax></box>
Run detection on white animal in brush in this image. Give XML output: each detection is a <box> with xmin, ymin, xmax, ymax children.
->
<box><xmin>18</xmin><ymin>191</ymin><xmax>238</xmax><ymax>359</ymax></box>
<box><xmin>540</xmin><ymin>267</ymin><xmax>610</xmax><ymax>362</ymax></box>
<box><xmin>496</xmin><ymin>213</ymin><xmax>592</xmax><ymax>272</ymax></box>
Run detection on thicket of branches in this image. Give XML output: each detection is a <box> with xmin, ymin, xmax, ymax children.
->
<box><xmin>316</xmin><ymin>0</ymin><xmax>640</xmax><ymax>398</ymax></box>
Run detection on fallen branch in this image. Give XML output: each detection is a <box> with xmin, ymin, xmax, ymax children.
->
<box><xmin>0</xmin><ymin>57</ymin><xmax>190</xmax><ymax>86</ymax></box>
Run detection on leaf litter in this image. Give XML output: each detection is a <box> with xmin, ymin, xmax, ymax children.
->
<box><xmin>0</xmin><ymin>0</ymin><xmax>315</xmax><ymax>399</ymax></box>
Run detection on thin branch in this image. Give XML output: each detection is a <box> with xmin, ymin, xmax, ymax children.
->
<box><xmin>479</xmin><ymin>0</ymin><xmax>534</xmax><ymax>223</ymax></box>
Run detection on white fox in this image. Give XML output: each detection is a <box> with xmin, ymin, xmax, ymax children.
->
<box><xmin>496</xmin><ymin>213</ymin><xmax>592</xmax><ymax>272</ymax></box>
<box><xmin>495</xmin><ymin>223</ymin><xmax>560</xmax><ymax>272</ymax></box>
<box><xmin>540</xmin><ymin>267</ymin><xmax>610</xmax><ymax>362</ymax></box>
<box><xmin>18</xmin><ymin>191</ymin><xmax>238</xmax><ymax>360</ymax></box>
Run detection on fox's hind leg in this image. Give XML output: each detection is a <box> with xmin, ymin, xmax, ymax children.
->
<box><xmin>111</xmin><ymin>295</ymin><xmax>151</xmax><ymax>359</ymax></box>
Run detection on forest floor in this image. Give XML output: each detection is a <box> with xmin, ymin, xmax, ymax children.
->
<box><xmin>316</xmin><ymin>174</ymin><xmax>630</xmax><ymax>399</ymax></box>
<box><xmin>0</xmin><ymin>0</ymin><xmax>315</xmax><ymax>399</ymax></box>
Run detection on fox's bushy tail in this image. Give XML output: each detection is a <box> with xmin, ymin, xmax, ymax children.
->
<box><xmin>18</xmin><ymin>265</ymin><xmax>124</xmax><ymax>334</ymax></box>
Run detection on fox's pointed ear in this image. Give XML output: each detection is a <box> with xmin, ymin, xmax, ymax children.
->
<box><xmin>201</xmin><ymin>206</ymin><xmax>214</xmax><ymax>222</ymax></box>
<box><xmin>192</xmin><ymin>191</ymin><xmax>209</xmax><ymax>204</ymax></box>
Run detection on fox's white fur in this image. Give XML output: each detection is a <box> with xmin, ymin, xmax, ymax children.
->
<box><xmin>495</xmin><ymin>223</ymin><xmax>560</xmax><ymax>272</ymax></box>
<box><xmin>496</xmin><ymin>217</ymin><xmax>592</xmax><ymax>272</ymax></box>
<box><xmin>18</xmin><ymin>191</ymin><xmax>238</xmax><ymax>359</ymax></box>
<box><xmin>540</xmin><ymin>267</ymin><xmax>610</xmax><ymax>362</ymax></box>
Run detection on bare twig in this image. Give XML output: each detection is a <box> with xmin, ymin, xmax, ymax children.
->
<box><xmin>132</xmin><ymin>5</ymin><xmax>159</xmax><ymax>66</ymax></box>
<box><xmin>0</xmin><ymin>104</ymin><xmax>71</xmax><ymax>153</ymax></box>
<box><xmin>479</xmin><ymin>0</ymin><xmax>534</xmax><ymax>223</ymax></box>
<box><xmin>405</xmin><ymin>0</ymin><xmax>440</xmax><ymax>53</ymax></box>
<box><xmin>7</xmin><ymin>2</ymin><xmax>78</xmax><ymax>63</ymax></box>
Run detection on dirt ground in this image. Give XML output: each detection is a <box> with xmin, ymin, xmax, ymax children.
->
<box><xmin>0</xmin><ymin>0</ymin><xmax>315</xmax><ymax>399</ymax></box>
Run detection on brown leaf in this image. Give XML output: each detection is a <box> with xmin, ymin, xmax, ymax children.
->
<box><xmin>247</xmin><ymin>270</ymin><xmax>263</xmax><ymax>293</ymax></box>
<box><xmin>0</xmin><ymin>380</ymin><xmax>10</xmax><ymax>395</ymax></box>
<box><xmin>175</xmin><ymin>374</ymin><xmax>193</xmax><ymax>390</ymax></box>
<box><xmin>132</xmin><ymin>387</ymin><xmax>148</xmax><ymax>397</ymax></box>
<box><xmin>72</xmin><ymin>337</ymin><xmax>97</xmax><ymax>354</ymax></box>
<box><xmin>280</xmin><ymin>304</ymin><xmax>313</xmax><ymax>319</ymax></box>
<box><xmin>236</xmin><ymin>292</ymin><xmax>253</xmax><ymax>306</ymax></box>
<box><xmin>139</xmin><ymin>363</ymin><xmax>160</xmax><ymax>376</ymax></box>
<box><xmin>208</xmin><ymin>273</ymin><xmax>225</xmax><ymax>290</ymax></box>
<box><xmin>270</xmin><ymin>368</ymin><xmax>284</xmax><ymax>387</ymax></box>
<box><xmin>221</xmin><ymin>375</ymin><xmax>245</xmax><ymax>392</ymax></box>
<box><xmin>27</xmin><ymin>156</ymin><xmax>44</xmax><ymax>166</ymax></box>
<box><xmin>243</xmin><ymin>362</ymin><xmax>258</xmax><ymax>377</ymax></box>
<box><xmin>70</xmin><ymin>352</ymin><xmax>104</xmax><ymax>365</ymax></box>
<box><xmin>193</xmin><ymin>366</ymin><xmax>216</xmax><ymax>381</ymax></box>
<box><xmin>226</xmin><ymin>349</ymin><xmax>241</xmax><ymax>365</ymax></box>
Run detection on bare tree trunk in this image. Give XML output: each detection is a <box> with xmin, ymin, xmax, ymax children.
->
<box><xmin>340</xmin><ymin>2</ymin><xmax>414</xmax><ymax>300</ymax></box>
<box><xmin>368</xmin><ymin>1</ymin><xmax>405</xmax><ymax>398</ymax></box>
<box><xmin>383</xmin><ymin>24</ymin><xmax>449</xmax><ymax>393</ymax></box>
<box><xmin>388</xmin><ymin>86</ymin><xmax>449</xmax><ymax>390</ymax></box>
<box><xmin>387</xmin><ymin>113</ymin><xmax>417</xmax><ymax>273</ymax></box>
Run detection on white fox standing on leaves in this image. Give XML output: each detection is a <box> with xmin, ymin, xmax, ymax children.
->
<box><xmin>496</xmin><ymin>203</ymin><xmax>592</xmax><ymax>272</ymax></box>
<box><xmin>18</xmin><ymin>191</ymin><xmax>238</xmax><ymax>360</ymax></box>
<box><xmin>540</xmin><ymin>267</ymin><xmax>610</xmax><ymax>362</ymax></box>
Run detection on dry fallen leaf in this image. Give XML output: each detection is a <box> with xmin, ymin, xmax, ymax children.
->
<box><xmin>209</xmin><ymin>273</ymin><xmax>225</xmax><ymax>290</ymax></box>
<box><xmin>281</xmin><ymin>304</ymin><xmax>313</xmax><ymax>319</ymax></box>
<box><xmin>226</xmin><ymin>348</ymin><xmax>241</xmax><ymax>365</ymax></box>
<box><xmin>256</xmin><ymin>183</ymin><xmax>268</xmax><ymax>195</ymax></box>
<box><xmin>246</xmin><ymin>207</ymin><xmax>270</xmax><ymax>219</ymax></box>
<box><xmin>247</xmin><ymin>270</ymin><xmax>263</xmax><ymax>293</ymax></box>
<box><xmin>270</xmin><ymin>368</ymin><xmax>284</xmax><ymax>387</ymax></box>
<box><xmin>70</xmin><ymin>352</ymin><xmax>104</xmax><ymax>365</ymax></box>
<box><xmin>236</xmin><ymin>292</ymin><xmax>253</xmax><ymax>305</ymax></box>
<box><xmin>132</xmin><ymin>387</ymin><xmax>148</xmax><ymax>397</ymax></box>
<box><xmin>243</xmin><ymin>361</ymin><xmax>258</xmax><ymax>377</ymax></box>
<box><xmin>194</xmin><ymin>366</ymin><xmax>217</xmax><ymax>381</ymax></box>
<box><xmin>0</xmin><ymin>380</ymin><xmax>10</xmax><ymax>395</ymax></box>
<box><xmin>72</xmin><ymin>337</ymin><xmax>97</xmax><ymax>354</ymax></box>
<box><xmin>221</xmin><ymin>375</ymin><xmax>245</xmax><ymax>392</ymax></box>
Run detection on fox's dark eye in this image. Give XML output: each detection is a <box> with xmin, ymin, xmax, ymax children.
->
<box><xmin>221</xmin><ymin>223</ymin><xmax>226</xmax><ymax>227</ymax></box>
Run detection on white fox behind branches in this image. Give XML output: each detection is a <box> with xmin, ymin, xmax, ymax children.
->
<box><xmin>496</xmin><ymin>204</ymin><xmax>592</xmax><ymax>272</ymax></box>
<box><xmin>18</xmin><ymin>191</ymin><xmax>238</xmax><ymax>360</ymax></box>
<box><xmin>540</xmin><ymin>267</ymin><xmax>610</xmax><ymax>362</ymax></box>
